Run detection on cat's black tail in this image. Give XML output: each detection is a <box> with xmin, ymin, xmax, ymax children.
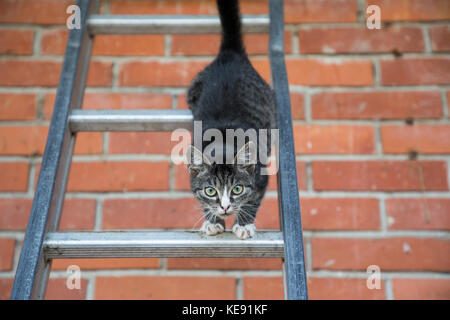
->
<box><xmin>217</xmin><ymin>0</ymin><xmax>245</xmax><ymax>54</ymax></box>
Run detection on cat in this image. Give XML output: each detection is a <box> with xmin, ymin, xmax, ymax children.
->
<box><xmin>186</xmin><ymin>0</ymin><xmax>276</xmax><ymax>240</ymax></box>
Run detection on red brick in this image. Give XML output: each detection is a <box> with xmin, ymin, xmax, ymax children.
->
<box><xmin>82</xmin><ymin>92</ymin><xmax>172</xmax><ymax>110</ymax></box>
<box><xmin>0</xmin><ymin>199</ymin><xmax>31</xmax><ymax>230</ymax></box>
<box><xmin>312</xmin><ymin>161</ymin><xmax>448</xmax><ymax>191</ymax></box>
<box><xmin>0</xmin><ymin>198</ymin><xmax>96</xmax><ymax>231</ymax></box>
<box><xmin>108</xmin><ymin>132</ymin><xmax>175</xmax><ymax>154</ymax></box>
<box><xmin>65</xmin><ymin>162</ymin><xmax>169</xmax><ymax>192</ymax></box>
<box><xmin>386</xmin><ymin>198</ymin><xmax>450</xmax><ymax>230</ymax></box>
<box><xmin>0</xmin><ymin>278</ymin><xmax>13</xmax><ymax>300</ymax></box>
<box><xmin>0</xmin><ymin>93</ymin><xmax>37</xmax><ymax>121</ymax></box>
<box><xmin>173</xmin><ymin>163</ymin><xmax>192</xmax><ymax>191</ymax></box>
<box><xmin>95</xmin><ymin>276</ymin><xmax>236</xmax><ymax>299</ymax></box>
<box><xmin>283</xmin><ymin>59</ymin><xmax>373</xmax><ymax>86</ymax></box>
<box><xmin>381</xmin><ymin>58</ymin><xmax>450</xmax><ymax>85</ymax></box>
<box><xmin>74</xmin><ymin>133</ymin><xmax>103</xmax><ymax>155</ymax></box>
<box><xmin>257</xmin><ymin>197</ymin><xmax>380</xmax><ymax>231</ymax></box>
<box><xmin>243</xmin><ymin>277</ymin><xmax>284</xmax><ymax>300</ymax></box>
<box><xmin>110</xmin><ymin>0</ymin><xmax>218</xmax><ymax>15</ymax></box>
<box><xmin>0</xmin><ymin>61</ymin><xmax>59</xmax><ymax>87</ymax></box>
<box><xmin>102</xmin><ymin>198</ymin><xmax>201</xmax><ymax>229</ymax></box>
<box><xmin>0</xmin><ymin>126</ymin><xmax>47</xmax><ymax>156</ymax></box>
<box><xmin>0</xmin><ymin>238</ymin><xmax>15</xmax><ymax>271</ymax></box>
<box><xmin>41</xmin><ymin>29</ymin><xmax>165</xmax><ymax>56</ymax></box>
<box><xmin>311</xmin><ymin>277</ymin><xmax>385</xmax><ymax>300</ymax></box>
<box><xmin>129</xmin><ymin>0</ymin><xmax>359</xmax><ymax>23</ymax></box>
<box><xmin>119</xmin><ymin>61</ymin><xmax>209</xmax><ymax>87</ymax></box>
<box><xmin>392</xmin><ymin>278</ymin><xmax>450</xmax><ymax>300</ymax></box>
<box><xmin>308</xmin><ymin>277</ymin><xmax>385</xmax><ymax>300</ymax></box>
<box><xmin>285</xmin><ymin>0</ymin><xmax>358</xmax><ymax>23</ymax></box>
<box><xmin>0</xmin><ymin>126</ymin><xmax>102</xmax><ymax>155</ymax></box>
<box><xmin>243</xmin><ymin>277</ymin><xmax>385</xmax><ymax>300</ymax></box>
<box><xmin>312</xmin><ymin>237</ymin><xmax>450</xmax><ymax>271</ymax></box>
<box><xmin>255</xmin><ymin>197</ymin><xmax>280</xmax><ymax>230</ymax></box>
<box><xmin>0</xmin><ymin>29</ymin><xmax>34</xmax><ymax>55</ymax></box>
<box><xmin>249</xmin><ymin>58</ymin><xmax>271</xmax><ymax>83</ymax></box>
<box><xmin>429</xmin><ymin>25</ymin><xmax>450</xmax><ymax>52</ymax></box>
<box><xmin>51</xmin><ymin>258</ymin><xmax>159</xmax><ymax>271</ymax></box>
<box><xmin>40</xmin><ymin>29</ymin><xmax>68</xmax><ymax>55</ymax></box>
<box><xmin>293</xmin><ymin>125</ymin><xmax>375</xmax><ymax>154</ymax></box>
<box><xmin>301</xmin><ymin>198</ymin><xmax>380</xmax><ymax>230</ymax></box>
<box><xmin>290</xmin><ymin>93</ymin><xmax>305</xmax><ymax>120</ymax></box>
<box><xmin>43</xmin><ymin>92</ymin><xmax>172</xmax><ymax>120</ymax></box>
<box><xmin>171</xmin><ymin>32</ymin><xmax>292</xmax><ymax>56</ymax></box>
<box><xmin>253</xmin><ymin>58</ymin><xmax>374</xmax><ymax>86</ymax></box>
<box><xmin>59</xmin><ymin>199</ymin><xmax>96</xmax><ymax>231</ymax></box>
<box><xmin>367</xmin><ymin>0</ymin><xmax>450</xmax><ymax>22</ymax></box>
<box><xmin>112</xmin><ymin>0</ymin><xmax>357</xmax><ymax>24</ymax></box>
<box><xmin>0</xmin><ymin>162</ymin><xmax>29</xmax><ymax>191</ymax></box>
<box><xmin>176</xmin><ymin>94</ymin><xmax>189</xmax><ymax>110</ymax></box>
<box><xmin>0</xmin><ymin>0</ymin><xmax>74</xmax><ymax>24</ymax></box>
<box><xmin>250</xmin><ymin>58</ymin><xmax>374</xmax><ymax>87</ymax></box>
<box><xmin>174</xmin><ymin>161</ymin><xmax>307</xmax><ymax>191</ymax></box>
<box><xmin>85</xmin><ymin>61</ymin><xmax>113</xmax><ymax>87</ymax></box>
<box><xmin>312</xmin><ymin>91</ymin><xmax>443</xmax><ymax>120</ymax></box>
<box><xmin>45</xmin><ymin>278</ymin><xmax>87</xmax><ymax>300</ymax></box>
<box><xmin>381</xmin><ymin>125</ymin><xmax>450</xmax><ymax>154</ymax></box>
<box><xmin>299</xmin><ymin>26</ymin><xmax>424</xmax><ymax>54</ymax></box>
<box><xmin>0</xmin><ymin>60</ymin><xmax>112</xmax><ymax>87</ymax></box>
<box><xmin>94</xmin><ymin>34</ymin><xmax>165</xmax><ymax>56</ymax></box>
<box><xmin>167</xmin><ymin>258</ymin><xmax>282</xmax><ymax>270</ymax></box>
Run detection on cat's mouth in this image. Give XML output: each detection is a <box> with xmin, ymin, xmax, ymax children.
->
<box><xmin>217</xmin><ymin>212</ymin><xmax>234</xmax><ymax>219</ymax></box>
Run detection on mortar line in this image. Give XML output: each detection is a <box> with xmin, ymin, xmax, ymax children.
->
<box><xmin>385</xmin><ymin>278</ymin><xmax>394</xmax><ymax>300</ymax></box>
<box><xmin>93</xmin><ymin>199</ymin><xmax>103</xmax><ymax>231</ymax></box>
<box><xmin>442</xmin><ymin>90</ymin><xmax>449</xmax><ymax>118</ymax></box>
<box><xmin>422</xmin><ymin>25</ymin><xmax>432</xmax><ymax>53</ymax></box>
<box><xmin>42</xmin><ymin>269</ymin><xmax>450</xmax><ymax>279</ymax></box>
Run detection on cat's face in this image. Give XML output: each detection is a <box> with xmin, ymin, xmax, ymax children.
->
<box><xmin>187</xmin><ymin>142</ymin><xmax>257</xmax><ymax>221</ymax></box>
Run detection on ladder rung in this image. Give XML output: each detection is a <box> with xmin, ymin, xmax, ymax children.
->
<box><xmin>87</xmin><ymin>15</ymin><xmax>270</xmax><ymax>34</ymax></box>
<box><xmin>44</xmin><ymin>231</ymin><xmax>284</xmax><ymax>259</ymax></box>
<box><xmin>69</xmin><ymin>109</ymin><xmax>193</xmax><ymax>132</ymax></box>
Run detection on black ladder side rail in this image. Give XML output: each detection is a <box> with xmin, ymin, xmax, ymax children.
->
<box><xmin>10</xmin><ymin>0</ymin><xmax>100</xmax><ymax>299</ymax></box>
<box><xmin>269</xmin><ymin>0</ymin><xmax>308</xmax><ymax>300</ymax></box>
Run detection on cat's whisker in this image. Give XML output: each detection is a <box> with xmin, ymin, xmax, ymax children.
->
<box><xmin>191</xmin><ymin>216</ymin><xmax>204</xmax><ymax>229</ymax></box>
<box><xmin>237</xmin><ymin>207</ymin><xmax>255</xmax><ymax>225</ymax></box>
<box><xmin>192</xmin><ymin>210</ymin><xmax>211</xmax><ymax>229</ymax></box>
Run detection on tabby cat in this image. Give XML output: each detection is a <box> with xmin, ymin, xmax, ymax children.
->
<box><xmin>186</xmin><ymin>0</ymin><xmax>276</xmax><ymax>239</ymax></box>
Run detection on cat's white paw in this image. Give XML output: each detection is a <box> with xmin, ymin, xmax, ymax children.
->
<box><xmin>200</xmin><ymin>220</ymin><xmax>225</xmax><ymax>236</ymax></box>
<box><xmin>232</xmin><ymin>223</ymin><xmax>256</xmax><ymax>240</ymax></box>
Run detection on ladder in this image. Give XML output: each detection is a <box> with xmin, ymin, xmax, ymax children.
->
<box><xmin>10</xmin><ymin>0</ymin><xmax>308</xmax><ymax>300</ymax></box>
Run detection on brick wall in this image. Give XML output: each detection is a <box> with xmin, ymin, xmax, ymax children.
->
<box><xmin>0</xmin><ymin>0</ymin><xmax>449</xmax><ymax>300</ymax></box>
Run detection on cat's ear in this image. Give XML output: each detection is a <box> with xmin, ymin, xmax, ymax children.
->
<box><xmin>186</xmin><ymin>145</ymin><xmax>211</xmax><ymax>177</ymax></box>
<box><xmin>234</xmin><ymin>141</ymin><xmax>257</xmax><ymax>174</ymax></box>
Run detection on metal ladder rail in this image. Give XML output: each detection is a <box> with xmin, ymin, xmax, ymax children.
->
<box><xmin>269</xmin><ymin>0</ymin><xmax>308</xmax><ymax>300</ymax></box>
<box><xmin>10</xmin><ymin>0</ymin><xmax>308</xmax><ymax>300</ymax></box>
<box><xmin>10</xmin><ymin>0</ymin><xmax>100</xmax><ymax>300</ymax></box>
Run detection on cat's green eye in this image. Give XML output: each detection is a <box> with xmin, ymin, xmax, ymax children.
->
<box><xmin>232</xmin><ymin>185</ymin><xmax>244</xmax><ymax>195</ymax></box>
<box><xmin>204</xmin><ymin>187</ymin><xmax>217</xmax><ymax>197</ymax></box>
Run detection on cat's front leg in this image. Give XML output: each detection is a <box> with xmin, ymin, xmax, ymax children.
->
<box><xmin>232</xmin><ymin>211</ymin><xmax>257</xmax><ymax>240</ymax></box>
<box><xmin>232</xmin><ymin>223</ymin><xmax>256</xmax><ymax>240</ymax></box>
<box><xmin>200</xmin><ymin>216</ymin><xmax>225</xmax><ymax>236</ymax></box>
<box><xmin>232</xmin><ymin>201</ymin><xmax>259</xmax><ymax>239</ymax></box>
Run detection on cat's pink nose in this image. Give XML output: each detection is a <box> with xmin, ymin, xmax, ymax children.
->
<box><xmin>222</xmin><ymin>205</ymin><xmax>230</xmax><ymax>212</ymax></box>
